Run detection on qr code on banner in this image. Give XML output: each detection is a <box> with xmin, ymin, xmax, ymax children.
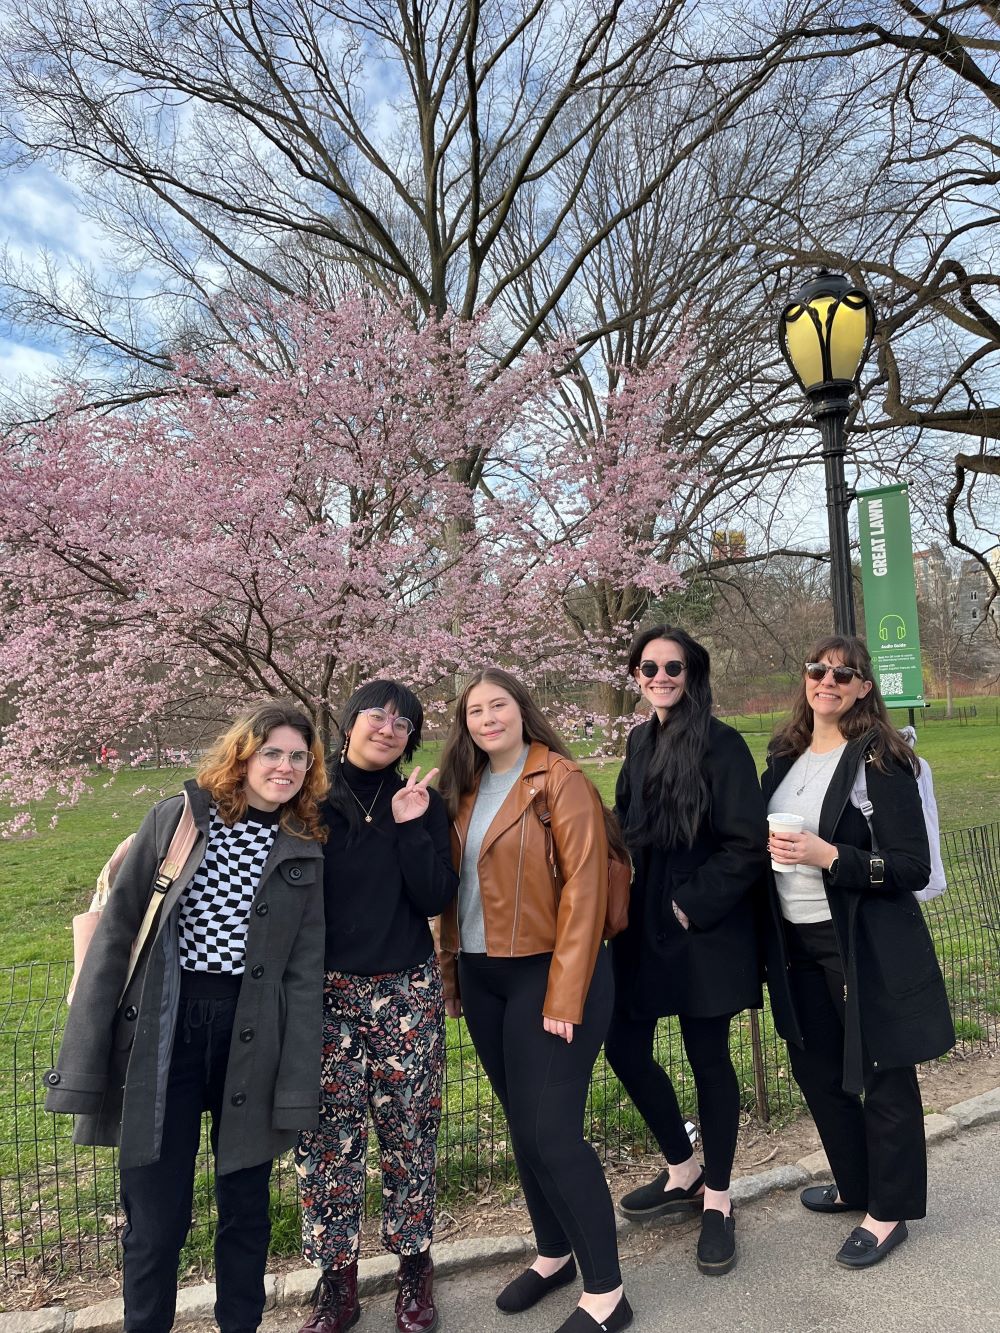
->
<box><xmin>880</xmin><ymin>671</ymin><xmax>904</xmax><ymax>696</ymax></box>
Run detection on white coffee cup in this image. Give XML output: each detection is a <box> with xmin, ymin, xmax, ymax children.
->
<box><xmin>767</xmin><ymin>812</ymin><xmax>805</xmax><ymax>873</ymax></box>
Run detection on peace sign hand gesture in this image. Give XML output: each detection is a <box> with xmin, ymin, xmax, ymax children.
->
<box><xmin>391</xmin><ymin>766</ymin><xmax>439</xmax><ymax>823</ymax></box>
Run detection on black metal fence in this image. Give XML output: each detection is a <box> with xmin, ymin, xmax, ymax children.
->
<box><xmin>1</xmin><ymin>823</ymin><xmax>997</xmax><ymax>1283</ymax></box>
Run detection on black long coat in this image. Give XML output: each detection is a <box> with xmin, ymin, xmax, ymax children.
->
<box><xmin>44</xmin><ymin>781</ymin><xmax>325</xmax><ymax>1174</ymax></box>
<box><xmin>761</xmin><ymin>733</ymin><xmax>955</xmax><ymax>1093</ymax></box>
<box><xmin>611</xmin><ymin>716</ymin><xmax>767</xmax><ymax>1019</ymax></box>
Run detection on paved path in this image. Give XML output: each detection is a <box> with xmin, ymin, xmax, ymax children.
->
<box><xmin>242</xmin><ymin>1119</ymin><xmax>1000</xmax><ymax>1333</ymax></box>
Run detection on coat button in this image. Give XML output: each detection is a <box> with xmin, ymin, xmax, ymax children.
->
<box><xmin>251</xmin><ymin>965</ymin><xmax>264</xmax><ymax>979</ymax></box>
<box><xmin>124</xmin><ymin>1006</ymin><xmax>138</xmax><ymax>1020</ymax></box>
<box><xmin>239</xmin><ymin>1027</ymin><xmax>254</xmax><ymax>1043</ymax></box>
<box><xmin>288</xmin><ymin>866</ymin><xmax>302</xmax><ymax>881</ymax></box>
<box><xmin>231</xmin><ymin>1092</ymin><xmax>247</xmax><ymax>1106</ymax></box>
<box><xmin>45</xmin><ymin>1070</ymin><xmax>61</xmax><ymax>1086</ymax></box>
<box><xmin>255</xmin><ymin>902</ymin><xmax>269</xmax><ymax>916</ymax></box>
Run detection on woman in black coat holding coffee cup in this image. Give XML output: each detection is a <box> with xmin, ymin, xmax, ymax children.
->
<box><xmin>605</xmin><ymin>626</ymin><xmax>766</xmax><ymax>1278</ymax></box>
<box><xmin>762</xmin><ymin>634</ymin><xmax>954</xmax><ymax>1269</ymax></box>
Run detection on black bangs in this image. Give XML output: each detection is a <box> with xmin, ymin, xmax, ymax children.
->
<box><xmin>340</xmin><ymin>678</ymin><xmax>424</xmax><ymax>759</ymax></box>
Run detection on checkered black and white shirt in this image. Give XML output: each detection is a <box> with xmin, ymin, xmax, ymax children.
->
<box><xmin>177</xmin><ymin>808</ymin><xmax>278</xmax><ymax>973</ymax></box>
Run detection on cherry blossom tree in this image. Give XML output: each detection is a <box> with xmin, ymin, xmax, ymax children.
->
<box><xmin>0</xmin><ymin>293</ymin><xmax>688</xmax><ymax>826</ymax></box>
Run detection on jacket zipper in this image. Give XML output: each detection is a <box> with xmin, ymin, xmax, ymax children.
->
<box><xmin>455</xmin><ymin>824</ymin><xmax>465</xmax><ymax>878</ymax></box>
<box><xmin>510</xmin><ymin>811</ymin><xmax>528</xmax><ymax>952</ymax></box>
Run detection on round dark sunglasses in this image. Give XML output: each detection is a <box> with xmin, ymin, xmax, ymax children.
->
<box><xmin>638</xmin><ymin>659</ymin><xmax>685</xmax><ymax>679</ymax></box>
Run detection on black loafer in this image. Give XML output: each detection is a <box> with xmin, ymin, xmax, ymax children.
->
<box><xmin>835</xmin><ymin>1221</ymin><xmax>908</xmax><ymax>1268</ymax></box>
<box><xmin>496</xmin><ymin>1257</ymin><xmax>577</xmax><ymax>1313</ymax></box>
<box><xmin>552</xmin><ymin>1294</ymin><xmax>634</xmax><ymax>1332</ymax></box>
<box><xmin>696</xmin><ymin>1207</ymin><xmax>736</xmax><ymax>1276</ymax></box>
<box><xmin>618</xmin><ymin>1167</ymin><xmax>705</xmax><ymax>1219</ymax></box>
<box><xmin>801</xmin><ymin>1184</ymin><xmax>862</xmax><ymax>1215</ymax></box>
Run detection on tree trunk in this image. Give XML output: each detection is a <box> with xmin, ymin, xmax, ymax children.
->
<box><xmin>596</xmin><ymin>678</ymin><xmax>634</xmax><ymax>754</ymax></box>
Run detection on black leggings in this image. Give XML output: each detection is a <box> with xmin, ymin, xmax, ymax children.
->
<box><xmin>604</xmin><ymin>1007</ymin><xmax>739</xmax><ymax>1192</ymax></box>
<box><xmin>458</xmin><ymin>948</ymin><xmax>621</xmax><ymax>1294</ymax></box>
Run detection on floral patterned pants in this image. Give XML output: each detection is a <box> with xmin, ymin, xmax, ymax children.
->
<box><xmin>295</xmin><ymin>956</ymin><xmax>445</xmax><ymax>1272</ymax></box>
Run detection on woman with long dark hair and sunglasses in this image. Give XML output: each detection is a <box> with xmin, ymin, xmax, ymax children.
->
<box><xmin>437</xmin><ymin>669</ymin><xmax>632</xmax><ymax>1333</ymax></box>
<box><xmin>295</xmin><ymin>681</ymin><xmax>458</xmax><ymax>1333</ymax></box>
<box><xmin>46</xmin><ymin>703</ymin><xmax>329</xmax><ymax>1333</ymax></box>
<box><xmin>605</xmin><ymin>626</ymin><xmax>766</xmax><ymax>1277</ymax></box>
<box><xmin>762</xmin><ymin>636</ymin><xmax>953</xmax><ymax>1269</ymax></box>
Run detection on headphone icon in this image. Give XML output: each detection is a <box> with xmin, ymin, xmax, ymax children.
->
<box><xmin>878</xmin><ymin>614</ymin><xmax>906</xmax><ymax>642</ymax></box>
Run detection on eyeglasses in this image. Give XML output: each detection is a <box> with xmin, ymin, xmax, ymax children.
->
<box><xmin>638</xmin><ymin>659</ymin><xmax>685</xmax><ymax>679</ymax></box>
<box><xmin>255</xmin><ymin>746</ymin><xmax>315</xmax><ymax>771</ymax></box>
<box><xmin>360</xmin><ymin>707</ymin><xmax>415</xmax><ymax>738</ymax></box>
<box><xmin>804</xmin><ymin>661</ymin><xmax>866</xmax><ymax>685</ymax></box>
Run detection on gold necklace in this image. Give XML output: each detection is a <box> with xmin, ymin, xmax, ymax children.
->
<box><xmin>346</xmin><ymin>781</ymin><xmax>384</xmax><ymax>824</ymax></box>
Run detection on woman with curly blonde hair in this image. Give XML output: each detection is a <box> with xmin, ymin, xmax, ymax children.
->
<box><xmin>46</xmin><ymin>702</ymin><xmax>329</xmax><ymax>1333</ymax></box>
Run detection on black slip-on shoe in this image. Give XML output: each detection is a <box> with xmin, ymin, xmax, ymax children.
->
<box><xmin>835</xmin><ymin>1221</ymin><xmax>908</xmax><ymax>1269</ymax></box>
<box><xmin>495</xmin><ymin>1256</ymin><xmax>577</xmax><ymax>1313</ymax></box>
<box><xmin>552</xmin><ymin>1294</ymin><xmax>634</xmax><ymax>1332</ymax></box>
<box><xmin>696</xmin><ymin>1207</ymin><xmax>736</xmax><ymax>1276</ymax></box>
<box><xmin>801</xmin><ymin>1184</ymin><xmax>863</xmax><ymax>1214</ymax></box>
<box><xmin>618</xmin><ymin>1166</ymin><xmax>705</xmax><ymax>1220</ymax></box>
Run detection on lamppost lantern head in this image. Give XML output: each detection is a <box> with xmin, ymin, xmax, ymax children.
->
<box><xmin>778</xmin><ymin>268</ymin><xmax>875</xmax><ymax>399</ymax></box>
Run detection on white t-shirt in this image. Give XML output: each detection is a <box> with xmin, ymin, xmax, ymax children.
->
<box><xmin>768</xmin><ymin>743</ymin><xmax>846</xmax><ymax>925</ymax></box>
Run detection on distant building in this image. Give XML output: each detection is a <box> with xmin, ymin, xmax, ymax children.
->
<box><xmin>711</xmin><ymin>529</ymin><xmax>746</xmax><ymax>561</ymax></box>
<box><xmin>957</xmin><ymin>556</ymin><xmax>998</xmax><ymax>636</ymax></box>
<box><xmin>912</xmin><ymin>546</ymin><xmax>947</xmax><ymax>599</ymax></box>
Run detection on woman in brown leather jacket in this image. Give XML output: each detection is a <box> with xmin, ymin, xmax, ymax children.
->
<box><xmin>438</xmin><ymin>669</ymin><xmax>632</xmax><ymax>1333</ymax></box>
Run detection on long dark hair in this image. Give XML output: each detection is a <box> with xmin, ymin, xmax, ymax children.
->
<box><xmin>437</xmin><ymin>668</ymin><xmax>571</xmax><ymax>819</ymax></box>
<box><xmin>627</xmin><ymin>624</ymin><xmax>713</xmax><ymax>850</ymax></box>
<box><xmin>770</xmin><ymin>634</ymin><xmax>918</xmax><ymax>774</ymax></box>
<box><xmin>327</xmin><ymin>679</ymin><xmax>424</xmax><ymax>838</ymax></box>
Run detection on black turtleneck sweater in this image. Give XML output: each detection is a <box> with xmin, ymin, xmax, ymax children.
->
<box><xmin>320</xmin><ymin>759</ymin><xmax>458</xmax><ymax>975</ymax></box>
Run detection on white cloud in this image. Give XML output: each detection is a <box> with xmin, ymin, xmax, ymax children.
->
<box><xmin>1</xmin><ymin>165</ymin><xmax>114</xmax><ymax>268</ymax></box>
<box><xmin>0</xmin><ymin>339</ymin><xmax>62</xmax><ymax>386</ymax></box>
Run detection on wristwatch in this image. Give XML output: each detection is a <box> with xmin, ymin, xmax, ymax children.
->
<box><xmin>869</xmin><ymin>856</ymin><xmax>886</xmax><ymax>885</ymax></box>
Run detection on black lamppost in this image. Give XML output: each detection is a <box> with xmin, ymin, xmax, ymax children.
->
<box><xmin>778</xmin><ymin>269</ymin><xmax>876</xmax><ymax>636</ymax></box>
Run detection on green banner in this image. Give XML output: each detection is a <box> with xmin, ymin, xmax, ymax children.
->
<box><xmin>856</xmin><ymin>483</ymin><xmax>925</xmax><ymax>707</ymax></box>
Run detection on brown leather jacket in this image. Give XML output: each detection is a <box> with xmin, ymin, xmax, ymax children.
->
<box><xmin>437</xmin><ymin>742</ymin><xmax>608</xmax><ymax>1024</ymax></box>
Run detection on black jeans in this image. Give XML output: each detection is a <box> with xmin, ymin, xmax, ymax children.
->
<box><xmin>785</xmin><ymin>919</ymin><xmax>927</xmax><ymax>1220</ymax></box>
<box><xmin>120</xmin><ymin>989</ymin><xmax>274</xmax><ymax>1333</ymax></box>
<box><xmin>604</xmin><ymin>1007</ymin><xmax>740</xmax><ymax>1192</ymax></box>
<box><xmin>458</xmin><ymin>948</ymin><xmax>621</xmax><ymax>1293</ymax></box>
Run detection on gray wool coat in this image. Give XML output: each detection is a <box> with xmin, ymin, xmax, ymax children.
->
<box><xmin>44</xmin><ymin>780</ymin><xmax>325</xmax><ymax>1174</ymax></box>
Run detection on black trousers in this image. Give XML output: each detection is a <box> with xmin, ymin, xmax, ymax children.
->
<box><xmin>458</xmin><ymin>948</ymin><xmax>621</xmax><ymax>1293</ymax></box>
<box><xmin>120</xmin><ymin>990</ymin><xmax>274</xmax><ymax>1333</ymax></box>
<box><xmin>604</xmin><ymin>1007</ymin><xmax>739</xmax><ymax>1192</ymax></box>
<box><xmin>785</xmin><ymin>919</ymin><xmax>927</xmax><ymax>1220</ymax></box>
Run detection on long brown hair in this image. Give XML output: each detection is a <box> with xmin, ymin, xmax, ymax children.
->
<box><xmin>438</xmin><ymin>669</ymin><xmax>572</xmax><ymax>818</ymax></box>
<box><xmin>437</xmin><ymin>668</ymin><xmax>627</xmax><ymax>859</ymax></box>
<box><xmin>197</xmin><ymin>703</ymin><xmax>329</xmax><ymax>841</ymax></box>
<box><xmin>770</xmin><ymin>635</ymin><xmax>918</xmax><ymax>774</ymax></box>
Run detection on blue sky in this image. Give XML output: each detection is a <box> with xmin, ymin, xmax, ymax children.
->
<box><xmin>0</xmin><ymin>163</ymin><xmax>114</xmax><ymax>387</ymax></box>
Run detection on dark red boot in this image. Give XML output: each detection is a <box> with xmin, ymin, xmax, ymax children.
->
<box><xmin>395</xmin><ymin>1252</ymin><xmax>438</xmax><ymax>1333</ymax></box>
<box><xmin>297</xmin><ymin>1264</ymin><xmax>361</xmax><ymax>1333</ymax></box>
